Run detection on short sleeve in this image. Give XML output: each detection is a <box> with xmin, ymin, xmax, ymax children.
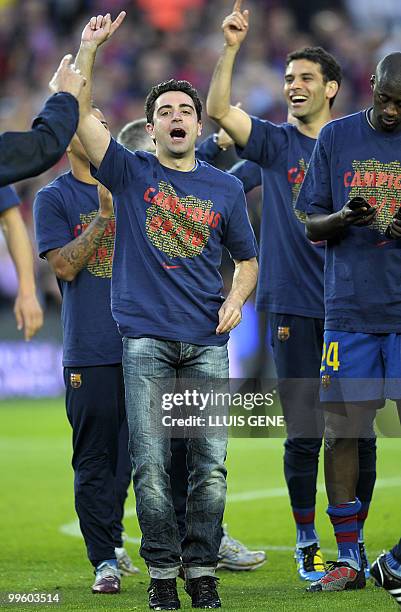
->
<box><xmin>223</xmin><ymin>187</ymin><xmax>258</xmax><ymax>260</ymax></box>
<box><xmin>33</xmin><ymin>188</ymin><xmax>72</xmax><ymax>258</ymax></box>
<box><xmin>229</xmin><ymin>160</ymin><xmax>261</xmax><ymax>193</ymax></box>
<box><xmin>0</xmin><ymin>185</ymin><xmax>20</xmax><ymax>213</ymax></box>
<box><xmin>196</xmin><ymin>135</ymin><xmax>220</xmax><ymax>164</ymax></box>
<box><xmin>235</xmin><ymin>116</ymin><xmax>288</xmax><ymax>168</ymax></box>
<box><xmin>91</xmin><ymin>137</ymin><xmax>141</xmax><ymax>195</ymax></box>
<box><xmin>295</xmin><ymin>135</ymin><xmax>333</xmax><ymax>215</ymax></box>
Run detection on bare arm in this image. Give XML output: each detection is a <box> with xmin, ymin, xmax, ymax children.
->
<box><xmin>75</xmin><ymin>12</ymin><xmax>126</xmax><ymax>167</ymax></box>
<box><xmin>306</xmin><ymin>198</ymin><xmax>376</xmax><ymax>241</ymax></box>
<box><xmin>216</xmin><ymin>257</ymin><xmax>258</xmax><ymax>334</ymax></box>
<box><xmin>46</xmin><ymin>184</ymin><xmax>114</xmax><ymax>282</ymax></box>
<box><xmin>206</xmin><ymin>0</ymin><xmax>252</xmax><ymax>148</ymax></box>
<box><xmin>0</xmin><ymin>207</ymin><xmax>43</xmax><ymax>340</ymax></box>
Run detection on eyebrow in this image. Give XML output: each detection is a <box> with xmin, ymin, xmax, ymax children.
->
<box><xmin>157</xmin><ymin>103</ymin><xmax>195</xmax><ymax>112</ymax></box>
<box><xmin>285</xmin><ymin>72</ymin><xmax>315</xmax><ymax>79</ymax></box>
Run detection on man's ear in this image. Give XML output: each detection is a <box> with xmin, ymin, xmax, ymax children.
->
<box><xmin>370</xmin><ymin>74</ymin><xmax>375</xmax><ymax>91</ymax></box>
<box><xmin>326</xmin><ymin>80</ymin><xmax>339</xmax><ymax>103</ymax></box>
<box><xmin>146</xmin><ymin>122</ymin><xmax>155</xmax><ymax>138</ymax></box>
<box><xmin>197</xmin><ymin>121</ymin><xmax>202</xmax><ymax>137</ymax></box>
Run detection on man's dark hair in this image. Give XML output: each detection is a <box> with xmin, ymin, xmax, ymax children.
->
<box><xmin>117</xmin><ymin>118</ymin><xmax>152</xmax><ymax>152</ymax></box>
<box><xmin>145</xmin><ymin>79</ymin><xmax>202</xmax><ymax>123</ymax></box>
<box><xmin>286</xmin><ymin>46</ymin><xmax>342</xmax><ymax>107</ymax></box>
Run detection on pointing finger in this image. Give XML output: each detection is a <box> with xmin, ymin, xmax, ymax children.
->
<box><xmin>110</xmin><ymin>11</ymin><xmax>126</xmax><ymax>34</ymax></box>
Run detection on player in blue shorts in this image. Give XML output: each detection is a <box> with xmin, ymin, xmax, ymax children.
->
<box><xmin>207</xmin><ymin>0</ymin><xmax>376</xmax><ymax>581</ymax></box>
<box><xmin>0</xmin><ymin>186</ymin><xmax>43</xmax><ymax>340</ymax></box>
<box><xmin>74</xmin><ymin>12</ymin><xmax>258</xmax><ymax>610</ymax></box>
<box><xmin>296</xmin><ymin>52</ymin><xmax>401</xmax><ymax>592</ymax></box>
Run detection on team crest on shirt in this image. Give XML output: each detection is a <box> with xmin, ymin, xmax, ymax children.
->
<box><xmin>143</xmin><ymin>181</ymin><xmax>222</xmax><ymax>259</ymax></box>
<box><xmin>321</xmin><ymin>374</ymin><xmax>331</xmax><ymax>390</ymax></box>
<box><xmin>70</xmin><ymin>373</ymin><xmax>82</xmax><ymax>389</ymax></box>
<box><xmin>277</xmin><ymin>326</ymin><xmax>290</xmax><ymax>341</ymax></box>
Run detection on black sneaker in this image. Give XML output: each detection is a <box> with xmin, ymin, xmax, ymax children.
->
<box><xmin>185</xmin><ymin>576</ymin><xmax>221</xmax><ymax>609</ymax></box>
<box><xmin>148</xmin><ymin>578</ymin><xmax>180</xmax><ymax>610</ymax></box>
<box><xmin>371</xmin><ymin>553</ymin><xmax>401</xmax><ymax>606</ymax></box>
<box><xmin>307</xmin><ymin>560</ymin><xmax>366</xmax><ymax>592</ymax></box>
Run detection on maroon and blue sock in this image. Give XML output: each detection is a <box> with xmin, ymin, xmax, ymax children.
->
<box><xmin>327</xmin><ymin>498</ymin><xmax>361</xmax><ymax>570</ymax></box>
<box><xmin>292</xmin><ymin>506</ymin><xmax>318</xmax><ymax>547</ymax></box>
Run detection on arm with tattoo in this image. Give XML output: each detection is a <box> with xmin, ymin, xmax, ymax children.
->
<box><xmin>46</xmin><ymin>184</ymin><xmax>114</xmax><ymax>282</ymax></box>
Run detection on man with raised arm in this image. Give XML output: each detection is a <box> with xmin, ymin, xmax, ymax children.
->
<box><xmin>74</xmin><ymin>12</ymin><xmax>258</xmax><ymax>610</ymax></box>
<box><xmin>206</xmin><ymin>0</ymin><xmax>376</xmax><ymax>583</ymax></box>
<box><xmin>117</xmin><ymin>118</ymin><xmax>266</xmax><ymax>574</ymax></box>
<box><xmin>0</xmin><ymin>55</ymin><xmax>85</xmax><ymax>186</ymax></box>
<box><xmin>0</xmin><ymin>186</ymin><xmax>43</xmax><ymax>340</ymax></box>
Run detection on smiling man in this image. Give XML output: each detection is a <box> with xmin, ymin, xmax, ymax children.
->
<box><xmin>73</xmin><ymin>12</ymin><xmax>258</xmax><ymax>610</ymax></box>
<box><xmin>206</xmin><ymin>0</ymin><xmax>376</xmax><ymax>584</ymax></box>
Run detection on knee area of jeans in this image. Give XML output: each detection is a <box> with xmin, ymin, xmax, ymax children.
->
<box><xmin>202</xmin><ymin>468</ymin><xmax>228</xmax><ymax>499</ymax></box>
<box><xmin>134</xmin><ymin>460</ymin><xmax>170</xmax><ymax>479</ymax></box>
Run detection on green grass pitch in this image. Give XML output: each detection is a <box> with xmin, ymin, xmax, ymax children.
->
<box><xmin>0</xmin><ymin>398</ymin><xmax>400</xmax><ymax>611</ymax></box>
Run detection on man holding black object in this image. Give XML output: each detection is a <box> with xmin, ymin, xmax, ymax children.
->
<box><xmin>297</xmin><ymin>52</ymin><xmax>401</xmax><ymax>592</ymax></box>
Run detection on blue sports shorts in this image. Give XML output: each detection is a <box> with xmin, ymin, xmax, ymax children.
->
<box><xmin>319</xmin><ymin>330</ymin><xmax>401</xmax><ymax>402</ymax></box>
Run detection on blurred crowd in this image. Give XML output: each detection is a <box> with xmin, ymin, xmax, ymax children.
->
<box><xmin>1</xmin><ymin>0</ymin><xmax>401</xmax><ymax>311</ymax></box>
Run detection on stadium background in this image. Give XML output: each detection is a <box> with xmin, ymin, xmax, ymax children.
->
<box><xmin>1</xmin><ymin>1</ymin><xmax>401</xmax><ymax>610</ymax></box>
<box><xmin>2</xmin><ymin>0</ymin><xmax>401</xmax><ymax>394</ymax></box>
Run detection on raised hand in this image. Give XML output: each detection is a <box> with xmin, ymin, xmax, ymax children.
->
<box><xmin>81</xmin><ymin>11</ymin><xmax>126</xmax><ymax>48</ymax></box>
<box><xmin>49</xmin><ymin>54</ymin><xmax>86</xmax><ymax>98</ymax></box>
<box><xmin>222</xmin><ymin>0</ymin><xmax>249</xmax><ymax>49</ymax></box>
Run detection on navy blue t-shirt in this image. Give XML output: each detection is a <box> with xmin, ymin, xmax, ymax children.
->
<box><xmin>33</xmin><ymin>172</ymin><xmax>122</xmax><ymax>366</ymax></box>
<box><xmin>0</xmin><ymin>185</ymin><xmax>19</xmax><ymax>212</ymax></box>
<box><xmin>237</xmin><ymin>116</ymin><xmax>324</xmax><ymax>318</ymax></box>
<box><xmin>296</xmin><ymin>109</ymin><xmax>401</xmax><ymax>333</ymax></box>
<box><xmin>92</xmin><ymin>139</ymin><xmax>257</xmax><ymax>346</ymax></box>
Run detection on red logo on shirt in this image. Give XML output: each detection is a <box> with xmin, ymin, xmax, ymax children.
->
<box><xmin>143</xmin><ymin>181</ymin><xmax>221</xmax><ymax>259</ymax></box>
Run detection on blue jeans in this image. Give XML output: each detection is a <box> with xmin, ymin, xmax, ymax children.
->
<box><xmin>122</xmin><ymin>337</ymin><xmax>229</xmax><ymax>578</ymax></box>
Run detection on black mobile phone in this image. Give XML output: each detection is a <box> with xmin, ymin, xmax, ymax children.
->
<box><xmin>347</xmin><ymin>196</ymin><xmax>372</xmax><ymax>212</ymax></box>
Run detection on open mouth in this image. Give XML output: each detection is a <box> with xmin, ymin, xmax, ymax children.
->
<box><xmin>381</xmin><ymin>116</ymin><xmax>397</xmax><ymax>126</ymax></box>
<box><xmin>170</xmin><ymin>128</ymin><xmax>187</xmax><ymax>142</ymax></box>
<box><xmin>290</xmin><ymin>95</ymin><xmax>308</xmax><ymax>106</ymax></box>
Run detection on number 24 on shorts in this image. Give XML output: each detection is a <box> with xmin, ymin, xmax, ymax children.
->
<box><xmin>320</xmin><ymin>341</ymin><xmax>340</xmax><ymax>372</ymax></box>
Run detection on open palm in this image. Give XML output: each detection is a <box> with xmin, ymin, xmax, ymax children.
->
<box><xmin>81</xmin><ymin>11</ymin><xmax>126</xmax><ymax>47</ymax></box>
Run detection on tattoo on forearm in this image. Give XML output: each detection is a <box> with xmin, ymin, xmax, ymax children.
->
<box><xmin>59</xmin><ymin>214</ymin><xmax>110</xmax><ymax>271</ymax></box>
